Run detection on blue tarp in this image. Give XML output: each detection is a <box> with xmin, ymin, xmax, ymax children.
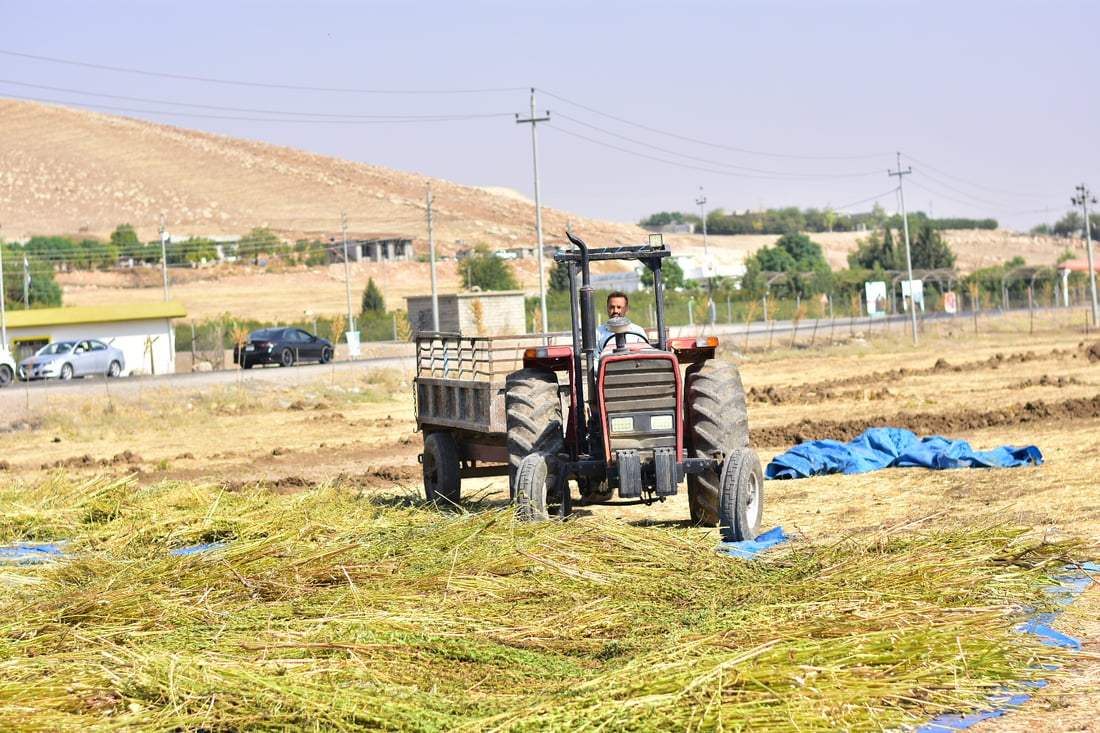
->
<box><xmin>766</xmin><ymin>427</ymin><xmax>1043</xmax><ymax>480</ymax></box>
<box><xmin>916</xmin><ymin>562</ymin><xmax>1097</xmax><ymax>732</ymax></box>
<box><xmin>718</xmin><ymin>525</ymin><xmax>787</xmax><ymax>558</ymax></box>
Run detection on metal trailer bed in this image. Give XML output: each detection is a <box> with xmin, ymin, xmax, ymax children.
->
<box><xmin>414</xmin><ymin>331</ymin><xmax>573</xmax><ymax>478</ymax></box>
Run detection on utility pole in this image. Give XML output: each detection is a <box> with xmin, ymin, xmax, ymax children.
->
<box><xmin>888</xmin><ymin>153</ymin><xmax>918</xmax><ymax>345</ymax></box>
<box><xmin>428</xmin><ymin>188</ymin><xmax>440</xmax><ymax>332</ymax></box>
<box><xmin>516</xmin><ymin>88</ymin><xmax>550</xmax><ymax>333</ymax></box>
<box><xmin>697</xmin><ymin>187</ymin><xmax>714</xmax><ymax>324</ymax></box>
<box><xmin>0</xmin><ymin>243</ymin><xmax>6</xmax><ymax>349</ymax></box>
<box><xmin>1071</xmin><ymin>183</ymin><xmax>1098</xmax><ymax>326</ymax></box>
<box><xmin>341</xmin><ymin>211</ymin><xmax>355</xmax><ymax>335</ymax></box>
<box><xmin>159</xmin><ymin>214</ymin><xmax>170</xmax><ymax>302</ymax></box>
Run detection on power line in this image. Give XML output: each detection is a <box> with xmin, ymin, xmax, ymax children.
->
<box><xmin>0</xmin><ymin>49</ymin><xmax>524</xmax><ymax>95</ymax></box>
<box><xmin>548</xmin><ymin>125</ymin><xmax>881</xmax><ymax>182</ymax></box>
<box><xmin>2</xmin><ymin>92</ymin><xmax>511</xmax><ymax>125</ymax></box>
<box><xmin>542</xmin><ymin>89</ymin><xmax>890</xmax><ymax>162</ymax></box>
<box><xmin>553</xmin><ymin>112</ymin><xmax>883</xmax><ymax>179</ymax></box>
<box><xmin>0</xmin><ymin>80</ymin><xmax>514</xmax><ymax>121</ymax></box>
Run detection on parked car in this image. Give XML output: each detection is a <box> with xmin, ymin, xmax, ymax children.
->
<box><xmin>233</xmin><ymin>327</ymin><xmax>334</xmax><ymax>369</ymax></box>
<box><xmin>0</xmin><ymin>347</ymin><xmax>15</xmax><ymax>387</ymax></box>
<box><xmin>19</xmin><ymin>339</ymin><xmax>126</xmax><ymax>381</ymax></box>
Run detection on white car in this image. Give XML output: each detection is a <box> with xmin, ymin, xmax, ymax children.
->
<box><xmin>0</xmin><ymin>347</ymin><xmax>14</xmax><ymax>387</ymax></box>
<box><xmin>18</xmin><ymin>339</ymin><xmax>126</xmax><ymax>381</ymax></box>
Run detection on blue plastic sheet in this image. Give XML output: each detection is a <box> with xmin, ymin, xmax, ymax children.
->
<box><xmin>718</xmin><ymin>525</ymin><xmax>787</xmax><ymax>558</ymax></box>
<box><xmin>0</xmin><ymin>542</ymin><xmax>67</xmax><ymax>565</ymax></box>
<box><xmin>916</xmin><ymin>561</ymin><xmax>1098</xmax><ymax>732</ymax></box>
<box><xmin>766</xmin><ymin>427</ymin><xmax>1043</xmax><ymax>480</ymax></box>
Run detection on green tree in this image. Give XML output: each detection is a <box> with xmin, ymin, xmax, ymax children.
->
<box><xmin>111</xmin><ymin>224</ymin><xmax>146</xmax><ymax>263</ymax></box>
<box><xmin>848</xmin><ymin>227</ymin><xmax>898</xmax><ymax>271</ymax></box>
<box><xmin>743</xmin><ymin>232</ymin><xmax>832</xmax><ymax>297</ymax></box>
<box><xmin>2</xmin><ymin>245</ymin><xmax>61</xmax><ymax>308</ymax></box>
<box><xmin>639</xmin><ymin>211</ymin><xmax>696</xmax><ymax>227</ymax></box>
<box><xmin>456</xmin><ymin>246</ymin><xmax>520</xmax><ymax>291</ymax></box>
<box><xmin>238</xmin><ymin>227</ymin><xmax>283</xmax><ymax>265</ymax></box>
<box><xmin>549</xmin><ymin>259</ymin><xmax>571</xmax><ymax>293</ymax></box>
<box><xmin>910</xmin><ymin>220</ymin><xmax>956</xmax><ymax>269</ymax></box>
<box><xmin>1053</xmin><ymin>211</ymin><xmax>1082</xmax><ymax>238</ymax></box>
<box><xmin>168</xmin><ymin>236</ymin><xmax>219</xmax><ymax>265</ymax></box>
<box><xmin>24</xmin><ymin>236</ymin><xmax>76</xmax><ymax>268</ymax></box>
<box><xmin>774</xmin><ymin>232</ymin><xmax>828</xmax><ymax>269</ymax></box>
<box><xmin>78</xmin><ymin>238</ymin><xmax>119</xmax><ymax>269</ymax></box>
<box><xmin>361</xmin><ymin>277</ymin><xmax>385</xmax><ymax>314</ymax></box>
<box><xmin>639</xmin><ymin>257</ymin><xmax>689</xmax><ymax>291</ymax></box>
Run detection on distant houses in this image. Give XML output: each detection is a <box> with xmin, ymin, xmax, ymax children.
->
<box><xmin>327</xmin><ymin>237</ymin><xmax>414</xmax><ymax>264</ymax></box>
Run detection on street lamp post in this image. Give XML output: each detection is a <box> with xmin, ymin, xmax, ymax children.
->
<box><xmin>1071</xmin><ymin>184</ymin><xmax>1098</xmax><ymax>326</ymax></box>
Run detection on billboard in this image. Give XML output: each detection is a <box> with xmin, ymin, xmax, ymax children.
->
<box><xmin>865</xmin><ymin>281</ymin><xmax>888</xmax><ymax>317</ymax></box>
<box><xmin>901</xmin><ymin>279</ymin><xmax>925</xmax><ymax>313</ymax></box>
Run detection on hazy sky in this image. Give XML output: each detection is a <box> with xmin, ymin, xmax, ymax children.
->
<box><xmin>4</xmin><ymin>0</ymin><xmax>1097</xmax><ymax>233</ymax></box>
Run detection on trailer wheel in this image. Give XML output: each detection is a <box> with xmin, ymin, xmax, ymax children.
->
<box><xmin>422</xmin><ymin>432</ymin><xmax>461</xmax><ymax>505</ymax></box>
<box><xmin>506</xmin><ymin>368</ymin><xmax>564</xmax><ymax>497</ymax></box>
<box><xmin>718</xmin><ymin>447</ymin><xmax>764</xmax><ymax>542</ymax></box>
<box><xmin>685</xmin><ymin>360</ymin><xmax>750</xmax><ymax>526</ymax></box>
<box><xmin>514</xmin><ymin>451</ymin><xmax>570</xmax><ymax>521</ymax></box>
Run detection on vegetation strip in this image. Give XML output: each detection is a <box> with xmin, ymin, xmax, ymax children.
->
<box><xmin>0</xmin><ymin>475</ymin><xmax>1090</xmax><ymax>731</ymax></box>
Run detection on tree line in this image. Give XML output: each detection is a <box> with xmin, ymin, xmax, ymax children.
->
<box><xmin>643</xmin><ymin>204</ymin><xmax>1099</xmax><ymax>241</ymax></box>
<box><xmin>1</xmin><ymin>225</ymin><xmax>335</xmax><ymax>308</ymax></box>
<box><xmin>641</xmin><ymin>205</ymin><xmax>1000</xmax><ymax>236</ymax></box>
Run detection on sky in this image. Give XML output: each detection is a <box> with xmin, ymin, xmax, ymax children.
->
<box><xmin>4</xmin><ymin>0</ymin><xmax>1098</xmax><ymax>234</ymax></box>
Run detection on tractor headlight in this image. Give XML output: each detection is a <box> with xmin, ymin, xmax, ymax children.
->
<box><xmin>651</xmin><ymin>414</ymin><xmax>674</xmax><ymax>431</ymax></box>
<box><xmin>609</xmin><ymin>416</ymin><xmax>634</xmax><ymax>434</ymax></box>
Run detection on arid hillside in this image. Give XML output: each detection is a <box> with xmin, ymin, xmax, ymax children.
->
<box><xmin>1</xmin><ymin>96</ymin><xmax>1088</xmax><ymax>317</ymax></box>
<box><xmin>0</xmin><ymin>98</ymin><xmax>645</xmax><ymax>255</ymax></box>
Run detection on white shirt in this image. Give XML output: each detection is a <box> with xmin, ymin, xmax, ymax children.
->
<box><xmin>596</xmin><ymin>320</ymin><xmax>649</xmax><ymax>352</ymax></box>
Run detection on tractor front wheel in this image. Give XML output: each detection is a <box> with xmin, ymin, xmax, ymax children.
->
<box><xmin>685</xmin><ymin>360</ymin><xmax>750</xmax><ymax>526</ymax></box>
<box><xmin>514</xmin><ymin>451</ymin><xmax>570</xmax><ymax>521</ymax></box>
<box><xmin>718</xmin><ymin>447</ymin><xmax>764</xmax><ymax>542</ymax></box>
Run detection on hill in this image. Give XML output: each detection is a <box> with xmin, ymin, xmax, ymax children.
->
<box><xmin>0</xmin><ymin>98</ymin><xmax>645</xmax><ymax>253</ymax></box>
<box><xmin>1</xmin><ymin>98</ymin><xmax>1088</xmax><ymax>322</ymax></box>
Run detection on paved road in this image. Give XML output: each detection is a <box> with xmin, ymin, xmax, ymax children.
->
<box><xmin>0</xmin><ymin>353</ymin><xmax>418</xmax><ymax>413</ymax></box>
<box><xmin>0</xmin><ymin>308</ymin><xmax>987</xmax><ymax>412</ymax></box>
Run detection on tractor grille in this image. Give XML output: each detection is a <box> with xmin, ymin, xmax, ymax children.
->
<box><xmin>601</xmin><ymin>355</ymin><xmax>679</xmax><ymax>455</ymax></box>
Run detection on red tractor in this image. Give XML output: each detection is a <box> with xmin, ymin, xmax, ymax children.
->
<box><xmin>415</xmin><ymin>232</ymin><xmax>763</xmax><ymax>541</ymax></box>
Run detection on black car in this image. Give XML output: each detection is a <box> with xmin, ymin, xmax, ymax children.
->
<box><xmin>233</xmin><ymin>327</ymin><xmax>334</xmax><ymax>369</ymax></box>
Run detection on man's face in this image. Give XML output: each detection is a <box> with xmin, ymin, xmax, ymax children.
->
<box><xmin>607</xmin><ymin>296</ymin><xmax>628</xmax><ymax>318</ymax></box>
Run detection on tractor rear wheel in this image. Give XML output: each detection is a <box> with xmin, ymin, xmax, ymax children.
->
<box><xmin>422</xmin><ymin>432</ymin><xmax>461</xmax><ymax>505</ymax></box>
<box><xmin>505</xmin><ymin>368</ymin><xmax>564</xmax><ymax>498</ymax></box>
<box><xmin>718</xmin><ymin>447</ymin><xmax>764</xmax><ymax>542</ymax></box>
<box><xmin>685</xmin><ymin>360</ymin><xmax>750</xmax><ymax>526</ymax></box>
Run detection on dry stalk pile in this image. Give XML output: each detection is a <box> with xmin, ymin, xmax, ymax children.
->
<box><xmin>0</xmin><ymin>474</ymin><xmax>1086</xmax><ymax>732</ymax></box>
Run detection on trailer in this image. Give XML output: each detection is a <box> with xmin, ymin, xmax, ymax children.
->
<box><xmin>415</xmin><ymin>331</ymin><xmax>575</xmax><ymax>503</ymax></box>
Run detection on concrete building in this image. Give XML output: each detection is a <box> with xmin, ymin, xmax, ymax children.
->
<box><xmin>1</xmin><ymin>302</ymin><xmax>186</xmax><ymax>376</ymax></box>
<box><xmin>329</xmin><ymin>237</ymin><xmax>414</xmax><ymax>264</ymax></box>
<box><xmin>406</xmin><ymin>291</ymin><xmax>527</xmax><ymax>337</ymax></box>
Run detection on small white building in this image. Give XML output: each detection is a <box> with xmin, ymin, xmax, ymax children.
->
<box><xmin>406</xmin><ymin>291</ymin><xmax>527</xmax><ymax>336</ymax></box>
<box><xmin>1</xmin><ymin>302</ymin><xmax>186</xmax><ymax>376</ymax></box>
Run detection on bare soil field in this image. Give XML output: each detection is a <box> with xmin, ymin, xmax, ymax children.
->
<box><xmin>2</xmin><ymin>315</ymin><xmax>1100</xmax><ymax>730</ymax></box>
